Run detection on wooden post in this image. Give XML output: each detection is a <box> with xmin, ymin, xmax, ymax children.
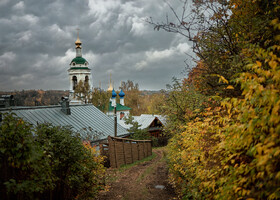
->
<box><xmin>108</xmin><ymin>136</ymin><xmax>116</xmax><ymax>168</ymax></box>
<box><xmin>122</xmin><ymin>140</ymin><xmax>126</xmax><ymax>165</ymax></box>
<box><xmin>130</xmin><ymin>140</ymin><xmax>133</xmax><ymax>163</ymax></box>
<box><xmin>114</xmin><ymin>139</ymin><xmax>118</xmax><ymax>167</ymax></box>
<box><xmin>137</xmin><ymin>142</ymin><xmax>140</xmax><ymax>161</ymax></box>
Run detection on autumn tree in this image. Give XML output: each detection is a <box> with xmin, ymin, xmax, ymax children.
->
<box><xmin>142</xmin><ymin>92</ymin><xmax>166</xmax><ymax>115</ymax></box>
<box><xmin>91</xmin><ymin>80</ymin><xmax>165</xmax><ymax>115</ymax></box>
<box><xmin>148</xmin><ymin>0</ymin><xmax>279</xmax><ymax>97</ymax></box>
<box><xmin>91</xmin><ymin>88</ymin><xmax>111</xmax><ymax>113</ymax></box>
<box><xmin>74</xmin><ymin>80</ymin><xmax>91</xmax><ymax>104</ymax></box>
<box><xmin>161</xmin><ymin>77</ymin><xmax>209</xmax><ymax>137</ymax></box>
<box><xmin>152</xmin><ymin>0</ymin><xmax>280</xmax><ymax>199</ymax></box>
<box><xmin>120</xmin><ymin>80</ymin><xmax>143</xmax><ymax>115</ymax></box>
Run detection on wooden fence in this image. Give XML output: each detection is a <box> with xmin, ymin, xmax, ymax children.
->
<box><xmin>100</xmin><ymin>136</ymin><xmax>152</xmax><ymax>168</ymax></box>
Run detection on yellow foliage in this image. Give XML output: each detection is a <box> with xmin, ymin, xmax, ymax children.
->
<box><xmin>226</xmin><ymin>85</ymin><xmax>234</xmax><ymax>90</ymax></box>
<box><xmin>167</xmin><ymin>28</ymin><xmax>280</xmax><ymax>200</ymax></box>
<box><xmin>256</xmin><ymin>61</ymin><xmax>262</xmax><ymax>67</ymax></box>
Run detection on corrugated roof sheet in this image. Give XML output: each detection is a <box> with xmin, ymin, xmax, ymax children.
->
<box><xmin>118</xmin><ymin>114</ymin><xmax>166</xmax><ymax>130</ymax></box>
<box><xmin>0</xmin><ymin>104</ymin><xmax>128</xmax><ymax>141</ymax></box>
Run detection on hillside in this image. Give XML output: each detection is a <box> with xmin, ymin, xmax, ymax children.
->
<box><xmin>0</xmin><ymin>90</ymin><xmax>69</xmax><ymax>106</ymax></box>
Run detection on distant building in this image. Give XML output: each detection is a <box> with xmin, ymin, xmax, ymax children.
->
<box><xmin>107</xmin><ymin>89</ymin><xmax>131</xmax><ymax>120</ymax></box>
<box><xmin>68</xmin><ymin>30</ymin><xmax>92</xmax><ymax>105</ymax></box>
<box><xmin>0</xmin><ymin>95</ymin><xmax>14</xmax><ymax>108</ymax></box>
<box><xmin>105</xmin><ymin>89</ymin><xmax>166</xmax><ymax>138</ymax></box>
<box><xmin>118</xmin><ymin>114</ymin><xmax>166</xmax><ymax>138</ymax></box>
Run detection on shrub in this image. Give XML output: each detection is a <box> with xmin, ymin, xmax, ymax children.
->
<box><xmin>0</xmin><ymin>113</ymin><xmax>105</xmax><ymax>200</ymax></box>
<box><xmin>0</xmin><ymin>113</ymin><xmax>54</xmax><ymax>200</ymax></box>
<box><xmin>167</xmin><ymin>20</ymin><xmax>280</xmax><ymax>199</ymax></box>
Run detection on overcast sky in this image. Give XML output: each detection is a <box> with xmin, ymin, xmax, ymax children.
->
<box><xmin>0</xmin><ymin>0</ymin><xmax>192</xmax><ymax>91</ymax></box>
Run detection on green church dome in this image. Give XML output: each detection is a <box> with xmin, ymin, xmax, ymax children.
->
<box><xmin>71</xmin><ymin>57</ymin><xmax>87</xmax><ymax>64</ymax></box>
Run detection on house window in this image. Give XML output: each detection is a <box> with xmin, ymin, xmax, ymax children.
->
<box><xmin>72</xmin><ymin>76</ymin><xmax>77</xmax><ymax>90</ymax></box>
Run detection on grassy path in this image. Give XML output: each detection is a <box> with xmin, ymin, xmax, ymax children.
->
<box><xmin>97</xmin><ymin>148</ymin><xmax>177</xmax><ymax>200</ymax></box>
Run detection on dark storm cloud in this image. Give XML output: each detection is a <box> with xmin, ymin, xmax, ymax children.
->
<box><xmin>0</xmin><ymin>0</ymin><xmax>191</xmax><ymax>91</ymax></box>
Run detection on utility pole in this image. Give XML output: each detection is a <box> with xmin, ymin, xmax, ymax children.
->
<box><xmin>112</xmin><ymin>89</ymin><xmax>117</xmax><ymax>137</ymax></box>
<box><xmin>114</xmin><ymin>105</ymin><xmax>117</xmax><ymax>137</ymax></box>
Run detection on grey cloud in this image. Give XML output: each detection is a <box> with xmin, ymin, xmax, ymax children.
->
<box><xmin>0</xmin><ymin>0</ymin><xmax>192</xmax><ymax>91</ymax></box>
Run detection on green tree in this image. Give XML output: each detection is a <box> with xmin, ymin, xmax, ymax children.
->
<box><xmin>161</xmin><ymin>77</ymin><xmax>208</xmax><ymax>137</ymax></box>
<box><xmin>36</xmin><ymin>123</ymin><xmax>105</xmax><ymax>199</ymax></box>
<box><xmin>124</xmin><ymin>115</ymin><xmax>149</xmax><ymax>140</ymax></box>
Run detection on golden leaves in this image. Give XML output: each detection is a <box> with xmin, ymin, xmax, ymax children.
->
<box><xmin>256</xmin><ymin>61</ymin><xmax>262</xmax><ymax>67</ymax></box>
<box><xmin>226</xmin><ymin>85</ymin><xmax>234</xmax><ymax>90</ymax></box>
<box><xmin>217</xmin><ymin>74</ymin><xmax>229</xmax><ymax>84</ymax></box>
<box><xmin>269</xmin><ymin>61</ymin><xmax>277</xmax><ymax>70</ymax></box>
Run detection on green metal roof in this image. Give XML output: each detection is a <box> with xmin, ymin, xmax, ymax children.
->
<box><xmin>0</xmin><ymin>104</ymin><xmax>129</xmax><ymax>141</ymax></box>
<box><xmin>71</xmin><ymin>57</ymin><xmax>87</xmax><ymax>64</ymax></box>
<box><xmin>69</xmin><ymin>67</ymin><xmax>90</xmax><ymax>70</ymax></box>
<box><xmin>108</xmin><ymin>102</ymin><xmax>132</xmax><ymax>112</ymax></box>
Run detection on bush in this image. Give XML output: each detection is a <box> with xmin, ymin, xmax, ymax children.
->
<box><xmin>167</xmin><ymin>21</ymin><xmax>280</xmax><ymax>199</ymax></box>
<box><xmin>0</xmin><ymin>113</ymin><xmax>105</xmax><ymax>200</ymax></box>
<box><xmin>0</xmin><ymin>114</ymin><xmax>54</xmax><ymax>199</ymax></box>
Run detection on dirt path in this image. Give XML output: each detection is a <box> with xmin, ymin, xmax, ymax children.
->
<box><xmin>97</xmin><ymin>148</ymin><xmax>177</xmax><ymax>200</ymax></box>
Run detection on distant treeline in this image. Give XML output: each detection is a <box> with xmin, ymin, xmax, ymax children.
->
<box><xmin>0</xmin><ymin>89</ymin><xmax>163</xmax><ymax>108</ymax></box>
<box><xmin>0</xmin><ymin>90</ymin><xmax>69</xmax><ymax>106</ymax></box>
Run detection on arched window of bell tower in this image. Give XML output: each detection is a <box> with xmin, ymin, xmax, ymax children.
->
<box><xmin>85</xmin><ymin>76</ymin><xmax>89</xmax><ymax>83</ymax></box>
<box><xmin>72</xmin><ymin>76</ymin><xmax>77</xmax><ymax>90</ymax></box>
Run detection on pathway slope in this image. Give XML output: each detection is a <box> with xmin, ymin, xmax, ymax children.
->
<box><xmin>97</xmin><ymin>148</ymin><xmax>177</xmax><ymax>200</ymax></box>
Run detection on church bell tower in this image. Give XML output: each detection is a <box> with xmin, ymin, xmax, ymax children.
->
<box><xmin>68</xmin><ymin>29</ymin><xmax>92</xmax><ymax>104</ymax></box>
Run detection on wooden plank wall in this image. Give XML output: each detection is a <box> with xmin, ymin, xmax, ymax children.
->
<box><xmin>108</xmin><ymin>136</ymin><xmax>152</xmax><ymax>168</ymax></box>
